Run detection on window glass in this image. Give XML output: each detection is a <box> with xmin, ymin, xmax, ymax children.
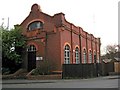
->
<box><xmin>89</xmin><ymin>50</ymin><xmax>92</xmax><ymax>63</ymax></box>
<box><xmin>75</xmin><ymin>47</ymin><xmax>79</xmax><ymax>64</ymax></box>
<box><xmin>64</xmin><ymin>45</ymin><xmax>70</xmax><ymax>64</ymax></box>
<box><xmin>28</xmin><ymin>21</ymin><xmax>43</xmax><ymax>31</ymax></box>
<box><xmin>97</xmin><ymin>53</ymin><xmax>100</xmax><ymax>63</ymax></box>
<box><xmin>94</xmin><ymin>52</ymin><xmax>97</xmax><ymax>63</ymax></box>
<box><xmin>83</xmin><ymin>49</ymin><xmax>87</xmax><ymax>63</ymax></box>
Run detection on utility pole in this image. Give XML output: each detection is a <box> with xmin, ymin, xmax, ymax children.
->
<box><xmin>7</xmin><ymin>17</ymin><xmax>9</xmax><ymax>30</ymax></box>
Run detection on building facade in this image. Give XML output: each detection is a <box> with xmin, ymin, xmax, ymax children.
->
<box><xmin>20</xmin><ymin>4</ymin><xmax>101</xmax><ymax>72</ymax></box>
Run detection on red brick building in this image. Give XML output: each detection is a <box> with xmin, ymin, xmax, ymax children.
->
<box><xmin>20</xmin><ymin>4</ymin><xmax>101</xmax><ymax>72</ymax></box>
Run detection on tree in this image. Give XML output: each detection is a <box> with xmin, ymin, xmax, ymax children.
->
<box><xmin>102</xmin><ymin>44</ymin><xmax>120</xmax><ymax>60</ymax></box>
<box><xmin>0</xmin><ymin>26</ymin><xmax>2</xmax><ymax>73</ymax></box>
<box><xmin>106</xmin><ymin>45</ymin><xmax>117</xmax><ymax>54</ymax></box>
<box><xmin>1</xmin><ymin>25</ymin><xmax>26</xmax><ymax>74</ymax></box>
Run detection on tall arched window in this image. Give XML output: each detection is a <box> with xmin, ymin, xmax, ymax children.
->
<box><xmin>28</xmin><ymin>21</ymin><xmax>43</xmax><ymax>31</ymax></box>
<box><xmin>83</xmin><ymin>49</ymin><xmax>87</xmax><ymax>63</ymax></box>
<box><xmin>97</xmin><ymin>52</ymin><xmax>100</xmax><ymax>63</ymax></box>
<box><xmin>64</xmin><ymin>45</ymin><xmax>70</xmax><ymax>64</ymax></box>
<box><xmin>75</xmin><ymin>47</ymin><xmax>79</xmax><ymax>64</ymax></box>
<box><xmin>94</xmin><ymin>52</ymin><xmax>97</xmax><ymax>63</ymax></box>
<box><xmin>89</xmin><ymin>50</ymin><xmax>92</xmax><ymax>63</ymax></box>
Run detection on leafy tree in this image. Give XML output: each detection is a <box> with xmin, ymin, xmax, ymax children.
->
<box><xmin>0</xmin><ymin>26</ymin><xmax>2</xmax><ymax>73</ymax></box>
<box><xmin>1</xmin><ymin>25</ymin><xmax>26</xmax><ymax>74</ymax></box>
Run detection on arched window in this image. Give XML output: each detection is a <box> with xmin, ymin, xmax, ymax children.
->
<box><xmin>75</xmin><ymin>47</ymin><xmax>79</xmax><ymax>64</ymax></box>
<box><xmin>89</xmin><ymin>50</ymin><xmax>92</xmax><ymax>63</ymax></box>
<box><xmin>94</xmin><ymin>52</ymin><xmax>97</xmax><ymax>63</ymax></box>
<box><xmin>97</xmin><ymin>52</ymin><xmax>100</xmax><ymax>63</ymax></box>
<box><xmin>27</xmin><ymin>45</ymin><xmax>36</xmax><ymax>52</ymax></box>
<box><xmin>64</xmin><ymin>45</ymin><xmax>70</xmax><ymax>64</ymax></box>
<box><xmin>83</xmin><ymin>49</ymin><xmax>87</xmax><ymax>63</ymax></box>
<box><xmin>28</xmin><ymin>21</ymin><xmax>43</xmax><ymax>31</ymax></box>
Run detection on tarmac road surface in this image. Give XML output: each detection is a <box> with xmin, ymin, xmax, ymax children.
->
<box><xmin>2</xmin><ymin>75</ymin><xmax>119</xmax><ymax>88</ymax></box>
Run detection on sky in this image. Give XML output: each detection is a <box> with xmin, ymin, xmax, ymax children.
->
<box><xmin>0</xmin><ymin>0</ymin><xmax>119</xmax><ymax>55</ymax></box>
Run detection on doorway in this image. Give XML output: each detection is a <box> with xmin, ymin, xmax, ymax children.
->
<box><xmin>27</xmin><ymin>45</ymin><xmax>36</xmax><ymax>72</ymax></box>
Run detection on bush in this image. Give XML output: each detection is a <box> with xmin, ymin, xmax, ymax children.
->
<box><xmin>2</xmin><ymin>67</ymin><xmax>10</xmax><ymax>75</ymax></box>
<box><xmin>32</xmin><ymin>61</ymin><xmax>51</xmax><ymax>75</ymax></box>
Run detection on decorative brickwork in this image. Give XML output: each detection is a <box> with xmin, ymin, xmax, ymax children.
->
<box><xmin>20</xmin><ymin>4</ymin><xmax>101</xmax><ymax>72</ymax></box>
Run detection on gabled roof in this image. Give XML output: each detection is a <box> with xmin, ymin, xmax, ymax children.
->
<box><xmin>114</xmin><ymin>57</ymin><xmax>120</xmax><ymax>61</ymax></box>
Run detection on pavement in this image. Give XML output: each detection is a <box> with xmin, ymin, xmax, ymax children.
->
<box><xmin>1</xmin><ymin>76</ymin><xmax>119</xmax><ymax>89</ymax></box>
<box><xmin>1</xmin><ymin>75</ymin><xmax>119</xmax><ymax>84</ymax></box>
<box><xmin>96</xmin><ymin>75</ymin><xmax>120</xmax><ymax>79</ymax></box>
<box><xmin>1</xmin><ymin>75</ymin><xmax>119</xmax><ymax>89</ymax></box>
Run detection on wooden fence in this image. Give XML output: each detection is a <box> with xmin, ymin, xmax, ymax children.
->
<box><xmin>101</xmin><ymin>62</ymin><xmax>114</xmax><ymax>76</ymax></box>
<box><xmin>62</xmin><ymin>63</ymin><xmax>102</xmax><ymax>79</ymax></box>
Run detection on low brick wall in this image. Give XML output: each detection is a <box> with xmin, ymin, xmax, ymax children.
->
<box><xmin>27</xmin><ymin>74</ymin><xmax>62</xmax><ymax>80</ymax></box>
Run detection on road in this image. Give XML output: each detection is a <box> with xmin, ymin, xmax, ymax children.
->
<box><xmin>2</xmin><ymin>76</ymin><xmax>119</xmax><ymax>88</ymax></box>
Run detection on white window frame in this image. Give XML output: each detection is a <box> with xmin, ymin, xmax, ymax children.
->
<box><xmin>28</xmin><ymin>21</ymin><xmax>43</xmax><ymax>31</ymax></box>
<box><xmin>83</xmin><ymin>49</ymin><xmax>87</xmax><ymax>64</ymax></box>
<box><xmin>97</xmin><ymin>52</ymin><xmax>100</xmax><ymax>63</ymax></box>
<box><xmin>89</xmin><ymin>50</ymin><xmax>92</xmax><ymax>63</ymax></box>
<box><xmin>64</xmin><ymin>45</ymin><xmax>70</xmax><ymax>64</ymax></box>
<box><xmin>28</xmin><ymin>45</ymin><xmax>36</xmax><ymax>52</ymax></box>
<box><xmin>75</xmin><ymin>47</ymin><xmax>80</xmax><ymax>64</ymax></box>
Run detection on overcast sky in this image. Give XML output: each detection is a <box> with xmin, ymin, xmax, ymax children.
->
<box><xmin>0</xmin><ymin>0</ymin><xmax>119</xmax><ymax>54</ymax></box>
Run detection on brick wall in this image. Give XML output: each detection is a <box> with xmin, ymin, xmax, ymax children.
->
<box><xmin>20</xmin><ymin>3</ymin><xmax>101</xmax><ymax>72</ymax></box>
